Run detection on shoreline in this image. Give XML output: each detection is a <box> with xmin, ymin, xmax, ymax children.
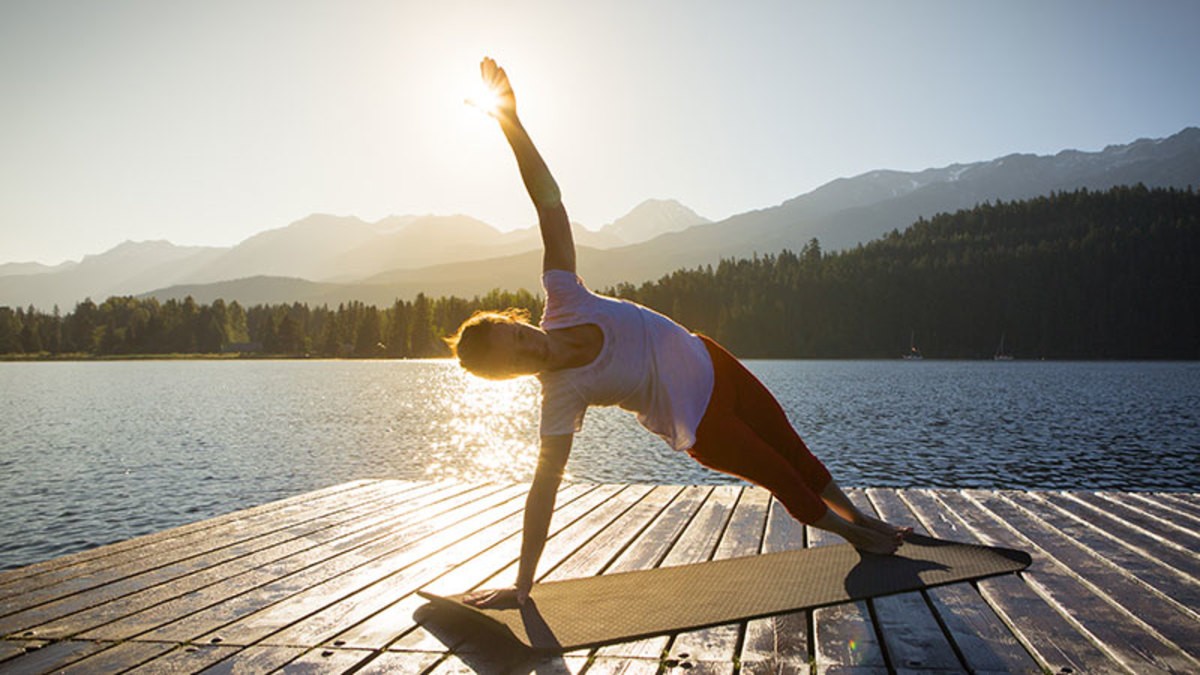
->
<box><xmin>3</xmin><ymin>353</ymin><xmax>1198</xmax><ymax>363</ymax></box>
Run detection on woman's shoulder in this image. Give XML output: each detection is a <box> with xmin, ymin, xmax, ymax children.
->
<box><xmin>542</xmin><ymin>269</ymin><xmax>598</xmax><ymax>307</ymax></box>
<box><xmin>542</xmin><ymin>268</ymin><xmax>586</xmax><ymax>291</ymax></box>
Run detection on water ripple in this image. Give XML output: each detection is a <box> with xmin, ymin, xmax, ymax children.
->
<box><xmin>1</xmin><ymin>359</ymin><xmax>1197</xmax><ymax>570</ymax></box>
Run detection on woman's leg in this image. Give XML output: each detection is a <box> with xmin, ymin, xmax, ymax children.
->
<box><xmin>818</xmin><ymin>480</ymin><xmax>910</xmax><ymax>538</ymax></box>
<box><xmin>692</xmin><ymin>336</ymin><xmax>909</xmax><ymax>550</ymax></box>
<box><xmin>688</xmin><ymin>412</ymin><xmax>829</xmax><ymax>524</ymax></box>
<box><xmin>687</xmin><ymin>416</ymin><xmax>903</xmax><ymax>553</ymax></box>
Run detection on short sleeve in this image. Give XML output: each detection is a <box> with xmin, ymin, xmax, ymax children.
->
<box><xmin>539</xmin><ymin>376</ymin><xmax>588</xmax><ymax>437</ymax></box>
<box><xmin>540</xmin><ymin>270</ymin><xmax>595</xmax><ymax>330</ymax></box>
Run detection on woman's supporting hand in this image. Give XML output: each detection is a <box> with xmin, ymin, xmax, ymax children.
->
<box><xmin>463</xmin><ymin>584</ymin><xmax>530</xmax><ymax>609</ymax></box>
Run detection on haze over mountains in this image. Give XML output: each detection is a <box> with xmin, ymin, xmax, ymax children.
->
<box><xmin>3</xmin><ymin>127</ymin><xmax>1197</xmax><ymax>310</ymax></box>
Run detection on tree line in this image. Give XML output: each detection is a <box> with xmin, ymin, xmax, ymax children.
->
<box><xmin>1</xmin><ymin>184</ymin><xmax>1197</xmax><ymax>359</ymax></box>
<box><xmin>0</xmin><ymin>289</ymin><xmax>541</xmax><ymax>358</ymax></box>
<box><xmin>607</xmin><ymin>184</ymin><xmax>1199</xmax><ymax>359</ymax></box>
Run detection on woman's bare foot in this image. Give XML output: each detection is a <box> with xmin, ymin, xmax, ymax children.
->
<box><xmin>844</xmin><ymin>522</ymin><xmax>904</xmax><ymax>555</ymax></box>
<box><xmin>818</xmin><ymin>481</ymin><xmax>913</xmax><ymax>545</ymax></box>
<box><xmin>856</xmin><ymin>513</ymin><xmax>914</xmax><ymax>540</ymax></box>
<box><xmin>813</xmin><ymin>509</ymin><xmax>907</xmax><ymax>555</ymax></box>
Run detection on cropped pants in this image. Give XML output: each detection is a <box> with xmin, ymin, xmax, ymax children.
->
<box><xmin>687</xmin><ymin>336</ymin><xmax>832</xmax><ymax>524</ymax></box>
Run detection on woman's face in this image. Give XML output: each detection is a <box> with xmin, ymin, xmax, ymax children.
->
<box><xmin>486</xmin><ymin>321</ymin><xmax>549</xmax><ymax>376</ymax></box>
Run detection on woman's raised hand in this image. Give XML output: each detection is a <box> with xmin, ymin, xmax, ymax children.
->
<box><xmin>478</xmin><ymin>56</ymin><xmax>518</xmax><ymax>123</ymax></box>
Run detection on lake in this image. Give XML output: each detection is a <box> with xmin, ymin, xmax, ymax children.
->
<box><xmin>2</xmin><ymin>359</ymin><xmax>1197</xmax><ymax>571</ymax></box>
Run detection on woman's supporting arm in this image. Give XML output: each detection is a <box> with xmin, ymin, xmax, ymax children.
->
<box><xmin>464</xmin><ymin>433</ymin><xmax>572</xmax><ymax>608</ymax></box>
<box><xmin>515</xmin><ymin>433</ymin><xmax>573</xmax><ymax>598</ymax></box>
<box><xmin>481</xmin><ymin>57</ymin><xmax>575</xmax><ymax>274</ymax></box>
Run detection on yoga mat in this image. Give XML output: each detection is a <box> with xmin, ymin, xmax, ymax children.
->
<box><xmin>417</xmin><ymin>534</ymin><xmax>1030</xmax><ymax>652</ymax></box>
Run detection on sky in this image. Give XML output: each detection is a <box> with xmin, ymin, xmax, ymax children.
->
<box><xmin>2</xmin><ymin>1</ymin><xmax>1198</xmax><ymax>265</ymax></box>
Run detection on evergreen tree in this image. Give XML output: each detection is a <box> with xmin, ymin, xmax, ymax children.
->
<box><xmin>355</xmin><ymin>307</ymin><xmax>383</xmax><ymax>357</ymax></box>
<box><xmin>409</xmin><ymin>293</ymin><xmax>437</xmax><ymax>357</ymax></box>
<box><xmin>387</xmin><ymin>299</ymin><xmax>411</xmax><ymax>357</ymax></box>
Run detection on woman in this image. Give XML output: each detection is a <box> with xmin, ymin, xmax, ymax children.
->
<box><xmin>451</xmin><ymin>58</ymin><xmax>909</xmax><ymax>608</ymax></box>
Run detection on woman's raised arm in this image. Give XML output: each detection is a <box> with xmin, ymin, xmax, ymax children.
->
<box><xmin>481</xmin><ymin>57</ymin><xmax>575</xmax><ymax>274</ymax></box>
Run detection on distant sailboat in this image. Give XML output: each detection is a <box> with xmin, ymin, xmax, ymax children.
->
<box><xmin>994</xmin><ymin>333</ymin><xmax>1014</xmax><ymax>361</ymax></box>
<box><xmin>903</xmin><ymin>330</ymin><xmax>923</xmax><ymax>360</ymax></box>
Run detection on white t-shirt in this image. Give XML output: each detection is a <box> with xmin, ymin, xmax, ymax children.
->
<box><xmin>537</xmin><ymin>270</ymin><xmax>715</xmax><ymax>451</ymax></box>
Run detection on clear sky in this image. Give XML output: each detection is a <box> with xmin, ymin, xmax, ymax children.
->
<box><xmin>2</xmin><ymin>0</ymin><xmax>1198</xmax><ymax>265</ymax></box>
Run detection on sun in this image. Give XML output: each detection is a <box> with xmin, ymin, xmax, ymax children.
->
<box><xmin>465</xmin><ymin>79</ymin><xmax>503</xmax><ymax>118</ymax></box>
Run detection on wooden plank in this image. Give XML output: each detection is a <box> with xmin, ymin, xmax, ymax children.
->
<box><xmin>276</xmin><ymin>484</ymin><xmax>655</xmax><ymax>656</ymax></box>
<box><xmin>536</xmin><ymin>486</ymin><xmax>681</xmax><ymax>584</ymax></box>
<box><xmin>73</xmin><ymin>482</ymin><xmax>522</xmax><ymax>642</ymax></box>
<box><xmin>597</xmin><ymin>486</ymin><xmax>713</xmax><ymax>573</ymax></box>
<box><xmin>3</xmin><ymin>481</ymin><xmax>472</xmax><ymax>639</ymax></box>
<box><xmin>1041</xmin><ymin>492</ymin><xmax>1200</xmax><ymax>578</ymax></box>
<box><xmin>123</xmin><ymin>644</ymin><xmax>240</xmax><ymax>673</ymax></box>
<box><xmin>1080</xmin><ymin>492</ymin><xmax>1200</xmax><ymax>548</ymax></box>
<box><xmin>660</xmin><ymin>485</ymin><xmax>742</xmax><ymax>567</ymax></box>
<box><xmin>419</xmin><ymin>485</ymin><xmax>656</xmax><ymax>674</ymax></box>
<box><xmin>983</xmin><ymin>491</ymin><xmax>1200</xmax><ymax>661</ymax></box>
<box><xmin>506</xmin><ymin>652</ymin><xmax>590</xmax><ymax>675</ymax></box>
<box><xmin>195</xmin><ymin>481</ymin><xmax>540</xmax><ymax>647</ymax></box>
<box><xmin>1150</xmin><ymin>492</ymin><xmax>1200</xmax><ymax>519</ymax></box>
<box><xmin>1028</xmin><ymin>492</ymin><xmax>1200</xmax><ymax>615</ymax></box>
<box><xmin>565</xmin><ymin>485</ymin><xmax>711</xmax><ymax>666</ymax></box>
<box><xmin>868</xmin><ymin>488</ymin><xmax>1040</xmax><ymax>674</ymax></box>
<box><xmin>667</xmin><ymin>486</ymin><xmax>770</xmax><ymax>672</ymax></box>
<box><xmin>353</xmin><ymin>650</ymin><xmax>442</xmax><ymax>673</ymax></box>
<box><xmin>739</xmin><ymin>496</ymin><xmax>810</xmax><ymax>675</ymax></box>
<box><xmin>847</xmin><ymin>489</ymin><xmax>963</xmax><ymax>674</ymax></box>
<box><xmin>317</xmin><ymin>483</ymin><xmax>604</xmax><ymax>651</ymax></box>
<box><xmin>578</xmin><ymin>656</ymin><xmax>660</xmax><ymax>674</ymax></box>
<box><xmin>0</xmin><ymin>480</ymin><xmax>405</xmax><ymax>609</ymax></box>
<box><xmin>194</xmin><ymin>644</ymin><xmax>306</xmax><ymax>673</ymax></box>
<box><xmin>266</xmin><ymin>646</ymin><xmax>371</xmax><ymax>673</ymax></box>
<box><xmin>24</xmin><ymin>482</ymin><xmax>466</xmax><ymax>640</ymax></box>
<box><xmin>948</xmin><ymin>489</ymin><xmax>1194</xmax><ymax>674</ymax></box>
<box><xmin>510</xmin><ymin>486</ymin><xmax>687</xmax><ymax>673</ymax></box>
<box><xmin>56</xmin><ymin>641</ymin><xmax>176</xmax><ymax>674</ymax></box>
<box><xmin>906</xmin><ymin>488</ymin><xmax>1125</xmax><ymax>673</ymax></box>
<box><xmin>151</xmin><ymin>482</ymin><xmax>531</xmax><ymax>645</ymax></box>
<box><xmin>0</xmin><ymin>480</ymin><xmax>416</xmax><ymax>614</ymax></box>
<box><xmin>0</xmin><ymin>479</ymin><xmax>380</xmax><ymax>588</ymax></box>
<box><xmin>588</xmin><ymin>485</ymin><xmax>740</xmax><ymax>665</ymax></box>
<box><xmin>0</xmin><ymin>639</ymin><xmax>110</xmax><ymax>674</ymax></box>
<box><xmin>805</xmin><ymin>496</ymin><xmax>887</xmax><ymax>675</ymax></box>
<box><xmin>0</xmin><ymin>640</ymin><xmax>33</xmax><ymax>663</ymax></box>
<box><xmin>4</xmin><ymin>482</ymin><xmax>1196</xmax><ymax>675</ymax></box>
<box><xmin>1112</xmin><ymin>492</ymin><xmax>1200</xmax><ymax>531</ymax></box>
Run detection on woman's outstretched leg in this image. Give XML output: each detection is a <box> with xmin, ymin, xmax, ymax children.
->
<box><xmin>818</xmin><ymin>480</ymin><xmax>912</xmax><ymax>544</ymax></box>
<box><xmin>693</xmin><ymin>335</ymin><xmax>910</xmax><ymax>552</ymax></box>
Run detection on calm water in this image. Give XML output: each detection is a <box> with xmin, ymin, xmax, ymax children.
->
<box><xmin>2</xmin><ymin>359</ymin><xmax>1197</xmax><ymax>570</ymax></box>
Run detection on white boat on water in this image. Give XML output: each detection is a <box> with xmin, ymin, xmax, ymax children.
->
<box><xmin>994</xmin><ymin>333</ymin><xmax>1014</xmax><ymax>361</ymax></box>
<box><xmin>903</xmin><ymin>330</ymin><xmax>923</xmax><ymax>360</ymax></box>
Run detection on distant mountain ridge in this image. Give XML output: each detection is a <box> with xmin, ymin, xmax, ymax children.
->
<box><xmin>3</xmin><ymin>127</ymin><xmax>1197</xmax><ymax>309</ymax></box>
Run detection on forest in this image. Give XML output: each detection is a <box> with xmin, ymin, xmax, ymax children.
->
<box><xmin>2</xmin><ymin>185</ymin><xmax>1197</xmax><ymax>360</ymax></box>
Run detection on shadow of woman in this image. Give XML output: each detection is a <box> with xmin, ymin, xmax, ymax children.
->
<box><xmin>414</xmin><ymin>599</ymin><xmax>568</xmax><ymax>672</ymax></box>
<box><xmin>844</xmin><ymin>533</ymin><xmax>1030</xmax><ymax>600</ymax></box>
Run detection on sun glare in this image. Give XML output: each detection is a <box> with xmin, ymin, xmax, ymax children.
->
<box><xmin>423</xmin><ymin>369</ymin><xmax>544</xmax><ymax>482</ymax></box>
<box><xmin>465</xmin><ymin>79</ymin><xmax>503</xmax><ymax>118</ymax></box>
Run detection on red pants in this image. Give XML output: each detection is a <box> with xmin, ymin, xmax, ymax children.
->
<box><xmin>688</xmin><ymin>336</ymin><xmax>832</xmax><ymax>524</ymax></box>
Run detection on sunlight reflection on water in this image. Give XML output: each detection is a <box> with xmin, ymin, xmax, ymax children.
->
<box><xmin>421</xmin><ymin>369</ymin><xmax>542</xmax><ymax>482</ymax></box>
<box><xmin>1</xmin><ymin>358</ymin><xmax>1197</xmax><ymax>571</ymax></box>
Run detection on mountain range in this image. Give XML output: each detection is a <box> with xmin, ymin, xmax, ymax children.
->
<box><xmin>2</xmin><ymin>127</ymin><xmax>1197</xmax><ymax>310</ymax></box>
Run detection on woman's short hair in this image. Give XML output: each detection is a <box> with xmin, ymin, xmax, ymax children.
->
<box><xmin>444</xmin><ymin>308</ymin><xmax>532</xmax><ymax>379</ymax></box>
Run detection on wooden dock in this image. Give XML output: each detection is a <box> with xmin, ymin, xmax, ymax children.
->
<box><xmin>1</xmin><ymin>480</ymin><xmax>1197</xmax><ymax>674</ymax></box>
